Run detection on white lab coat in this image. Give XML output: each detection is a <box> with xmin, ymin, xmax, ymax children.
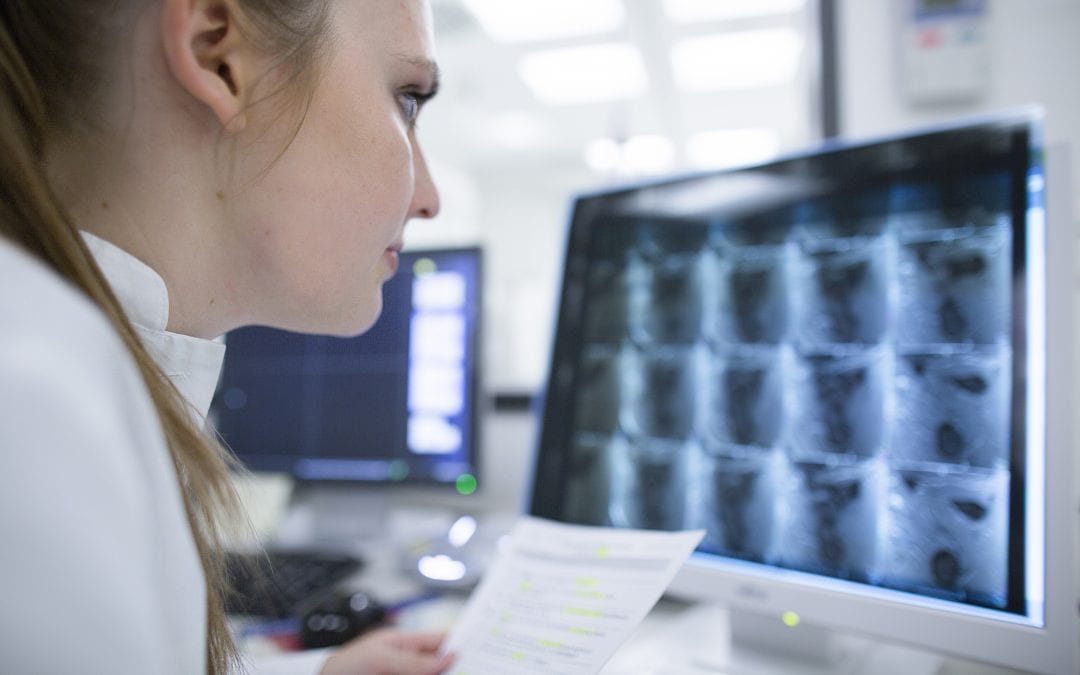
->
<box><xmin>0</xmin><ymin>235</ymin><xmax>329</xmax><ymax>674</ymax></box>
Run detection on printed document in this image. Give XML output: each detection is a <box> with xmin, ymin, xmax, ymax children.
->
<box><xmin>442</xmin><ymin>516</ymin><xmax>704</xmax><ymax>674</ymax></box>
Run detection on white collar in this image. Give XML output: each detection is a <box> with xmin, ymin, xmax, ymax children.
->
<box><xmin>82</xmin><ymin>232</ymin><xmax>225</xmax><ymax>423</ymax></box>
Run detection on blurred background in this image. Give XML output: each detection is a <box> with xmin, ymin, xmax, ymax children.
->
<box><xmin>401</xmin><ymin>0</ymin><xmax>1079</xmax><ymax>409</ymax></box>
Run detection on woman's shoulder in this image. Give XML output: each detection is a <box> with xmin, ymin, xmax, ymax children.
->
<box><xmin>0</xmin><ymin>234</ymin><xmax>170</xmax><ymax>467</ymax></box>
<box><xmin>0</xmin><ymin>237</ymin><xmax>125</xmax><ymax>364</ymax></box>
<box><xmin>0</xmin><ymin>235</ymin><xmax>162</xmax><ymax>462</ymax></box>
<box><xmin>0</xmin><ymin>237</ymin><xmax>208</xmax><ymax>675</ymax></box>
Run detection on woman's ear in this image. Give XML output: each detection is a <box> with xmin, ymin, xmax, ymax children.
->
<box><xmin>160</xmin><ymin>0</ymin><xmax>253</xmax><ymax>133</ymax></box>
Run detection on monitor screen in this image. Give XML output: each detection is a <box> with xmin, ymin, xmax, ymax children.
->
<box><xmin>528</xmin><ymin>111</ymin><xmax>1077</xmax><ymax>672</ymax></box>
<box><xmin>210</xmin><ymin>247</ymin><xmax>481</xmax><ymax>490</ymax></box>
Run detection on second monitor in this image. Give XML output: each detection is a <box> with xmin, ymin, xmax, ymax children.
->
<box><xmin>210</xmin><ymin>247</ymin><xmax>483</xmax><ymax>493</ymax></box>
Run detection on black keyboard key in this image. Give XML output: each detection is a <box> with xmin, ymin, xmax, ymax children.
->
<box><xmin>225</xmin><ymin>549</ymin><xmax>365</xmax><ymax>618</ymax></box>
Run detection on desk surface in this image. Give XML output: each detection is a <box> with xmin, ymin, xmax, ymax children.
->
<box><xmin>237</xmin><ymin>504</ymin><xmax>1034</xmax><ymax>675</ymax></box>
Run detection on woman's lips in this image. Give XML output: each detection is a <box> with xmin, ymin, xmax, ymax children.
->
<box><xmin>384</xmin><ymin>247</ymin><xmax>400</xmax><ymax>276</ymax></box>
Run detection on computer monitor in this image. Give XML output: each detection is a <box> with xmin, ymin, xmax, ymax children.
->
<box><xmin>211</xmin><ymin>247</ymin><xmax>483</xmax><ymax>539</ymax></box>
<box><xmin>528</xmin><ymin>110</ymin><xmax>1078</xmax><ymax>674</ymax></box>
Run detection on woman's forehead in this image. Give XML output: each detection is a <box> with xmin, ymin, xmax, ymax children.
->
<box><xmin>336</xmin><ymin>0</ymin><xmax>436</xmax><ymax>41</ymax></box>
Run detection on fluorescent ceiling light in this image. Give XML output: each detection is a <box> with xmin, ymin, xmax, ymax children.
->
<box><xmin>672</xmin><ymin>29</ymin><xmax>802</xmax><ymax>91</ymax></box>
<box><xmin>519</xmin><ymin>43</ymin><xmax>648</xmax><ymax>105</ymax></box>
<box><xmin>463</xmin><ymin>0</ymin><xmax>625</xmax><ymax>43</ymax></box>
<box><xmin>663</xmin><ymin>0</ymin><xmax>806</xmax><ymax>23</ymax></box>
<box><xmin>685</xmin><ymin>128</ymin><xmax>782</xmax><ymax>170</ymax></box>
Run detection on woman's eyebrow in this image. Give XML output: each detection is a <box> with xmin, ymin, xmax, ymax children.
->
<box><xmin>396</xmin><ymin>55</ymin><xmax>441</xmax><ymax>95</ymax></box>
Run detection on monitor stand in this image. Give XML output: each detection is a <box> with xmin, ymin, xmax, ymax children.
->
<box><xmin>672</xmin><ymin>603</ymin><xmax>945</xmax><ymax>675</ymax></box>
<box><xmin>271</xmin><ymin>483</ymin><xmax>393</xmax><ymax>551</ymax></box>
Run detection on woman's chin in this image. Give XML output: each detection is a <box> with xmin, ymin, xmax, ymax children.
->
<box><xmin>252</xmin><ymin>293</ymin><xmax>383</xmax><ymax>338</ymax></box>
<box><xmin>322</xmin><ymin>300</ymin><xmax>383</xmax><ymax>338</ymax></box>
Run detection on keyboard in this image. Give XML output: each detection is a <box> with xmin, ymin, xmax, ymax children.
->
<box><xmin>225</xmin><ymin>549</ymin><xmax>365</xmax><ymax>618</ymax></box>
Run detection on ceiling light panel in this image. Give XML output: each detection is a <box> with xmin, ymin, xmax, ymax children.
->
<box><xmin>462</xmin><ymin>0</ymin><xmax>626</xmax><ymax>43</ymax></box>
<box><xmin>672</xmin><ymin>28</ymin><xmax>803</xmax><ymax>91</ymax></box>
<box><xmin>519</xmin><ymin>43</ymin><xmax>648</xmax><ymax>105</ymax></box>
<box><xmin>662</xmin><ymin>0</ymin><xmax>806</xmax><ymax>23</ymax></box>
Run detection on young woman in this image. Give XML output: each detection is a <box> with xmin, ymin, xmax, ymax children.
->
<box><xmin>0</xmin><ymin>0</ymin><xmax>452</xmax><ymax>673</ymax></box>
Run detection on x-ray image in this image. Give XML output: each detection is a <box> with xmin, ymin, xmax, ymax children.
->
<box><xmin>791</xmin><ymin>349</ymin><xmax>885</xmax><ymax>457</ymax></box>
<box><xmin>712</xmin><ymin>243</ymin><xmax>790</xmax><ymax>341</ymax></box>
<box><xmin>697</xmin><ymin>444</ymin><xmax>778</xmax><ymax>562</ymax></box>
<box><xmin>563</xmin><ymin>435</ymin><xmax>614</xmax><ymax>526</ymax></box>
<box><xmin>583</xmin><ymin>260</ymin><xmax>641</xmax><ymax>344</ymax></box>
<box><xmin>574</xmin><ymin>347</ymin><xmax>625</xmax><ymax>434</ymax></box>
<box><xmin>704</xmin><ymin>347</ymin><xmax>783</xmax><ymax>448</ymax></box>
<box><xmin>780</xmin><ymin>457</ymin><xmax>881</xmax><ymax>579</ymax></box>
<box><xmin>897</xmin><ymin>227</ymin><xmax>1011</xmax><ymax>347</ymax></box>
<box><xmin>882</xmin><ymin>465</ymin><xmax>1008</xmax><ymax>607</ymax></box>
<box><xmin>893</xmin><ymin>349</ymin><xmax>1010</xmax><ymax>467</ymax></box>
<box><xmin>793</xmin><ymin>237</ymin><xmax>889</xmax><ymax>346</ymax></box>
<box><xmin>622</xmin><ymin>345</ymin><xmax>701</xmax><ymax>440</ymax></box>
<box><xmin>713</xmin><ymin>248</ymin><xmax>789</xmax><ymax>345</ymax></box>
<box><xmin>555</xmin><ymin>149</ymin><xmax>1019</xmax><ymax>610</ymax></box>
<box><xmin>610</xmin><ymin>438</ymin><xmax>688</xmax><ymax>531</ymax></box>
<box><xmin>635</xmin><ymin>252</ymin><xmax>706</xmax><ymax>344</ymax></box>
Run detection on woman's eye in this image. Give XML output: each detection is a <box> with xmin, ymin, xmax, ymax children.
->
<box><xmin>397</xmin><ymin>88</ymin><xmax>435</xmax><ymax>128</ymax></box>
<box><xmin>399</xmin><ymin>93</ymin><xmax>420</xmax><ymax>124</ymax></box>
<box><xmin>399</xmin><ymin>90</ymin><xmax>434</xmax><ymax>128</ymax></box>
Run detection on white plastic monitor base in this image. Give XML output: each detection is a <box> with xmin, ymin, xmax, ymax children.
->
<box><xmin>272</xmin><ymin>485</ymin><xmax>393</xmax><ymax>550</ymax></box>
<box><xmin>664</xmin><ymin>603</ymin><xmax>946</xmax><ymax>675</ymax></box>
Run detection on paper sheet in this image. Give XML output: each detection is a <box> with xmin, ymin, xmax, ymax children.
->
<box><xmin>441</xmin><ymin>516</ymin><xmax>704</xmax><ymax>674</ymax></box>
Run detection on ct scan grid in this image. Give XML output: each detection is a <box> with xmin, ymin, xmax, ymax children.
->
<box><xmin>564</xmin><ymin>174</ymin><xmax>1013</xmax><ymax>609</ymax></box>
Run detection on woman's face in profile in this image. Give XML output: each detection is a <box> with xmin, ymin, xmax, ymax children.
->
<box><xmin>227</xmin><ymin>0</ymin><xmax>441</xmax><ymax>337</ymax></box>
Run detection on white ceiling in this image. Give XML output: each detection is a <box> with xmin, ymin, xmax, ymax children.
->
<box><xmin>422</xmin><ymin>0</ymin><xmax>823</xmax><ymax>180</ymax></box>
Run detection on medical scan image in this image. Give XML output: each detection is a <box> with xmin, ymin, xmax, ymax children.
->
<box><xmin>881</xmin><ymin>465</ymin><xmax>1008</xmax><ymax>606</ymax></box>
<box><xmin>703</xmin><ymin>347</ymin><xmax>783</xmax><ymax>448</ymax></box>
<box><xmin>560</xmin><ymin>171</ymin><xmax>1014</xmax><ymax>608</ymax></box>
<box><xmin>697</xmin><ymin>443</ymin><xmax>778</xmax><ymax>562</ymax></box>
<box><xmin>793</xmin><ymin>239</ymin><xmax>889</xmax><ymax>347</ymax></box>
<box><xmin>893</xmin><ymin>350</ymin><xmax>1010</xmax><ymax>467</ymax></box>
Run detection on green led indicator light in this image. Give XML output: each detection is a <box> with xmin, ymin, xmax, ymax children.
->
<box><xmin>782</xmin><ymin>611</ymin><xmax>800</xmax><ymax>628</ymax></box>
<box><xmin>456</xmin><ymin>473</ymin><xmax>478</xmax><ymax>495</ymax></box>
<box><xmin>413</xmin><ymin>257</ymin><xmax>437</xmax><ymax>275</ymax></box>
<box><xmin>387</xmin><ymin>460</ymin><xmax>409</xmax><ymax>481</ymax></box>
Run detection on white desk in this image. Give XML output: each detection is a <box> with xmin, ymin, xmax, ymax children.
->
<box><xmin>236</xmin><ymin>501</ymin><xmax>1035</xmax><ymax>675</ymax></box>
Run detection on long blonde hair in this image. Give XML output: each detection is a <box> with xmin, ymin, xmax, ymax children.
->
<box><xmin>0</xmin><ymin>2</ymin><xmax>330</xmax><ymax>672</ymax></box>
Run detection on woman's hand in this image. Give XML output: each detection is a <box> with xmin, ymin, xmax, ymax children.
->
<box><xmin>319</xmin><ymin>628</ymin><xmax>455</xmax><ymax>675</ymax></box>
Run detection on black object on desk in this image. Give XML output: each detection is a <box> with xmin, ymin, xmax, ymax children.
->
<box><xmin>299</xmin><ymin>589</ymin><xmax>387</xmax><ymax>649</ymax></box>
<box><xmin>225</xmin><ymin>549</ymin><xmax>365</xmax><ymax>619</ymax></box>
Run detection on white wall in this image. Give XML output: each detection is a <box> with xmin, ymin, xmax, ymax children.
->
<box><xmin>465</xmin><ymin>172</ymin><xmax>568</xmax><ymax>392</ymax></box>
